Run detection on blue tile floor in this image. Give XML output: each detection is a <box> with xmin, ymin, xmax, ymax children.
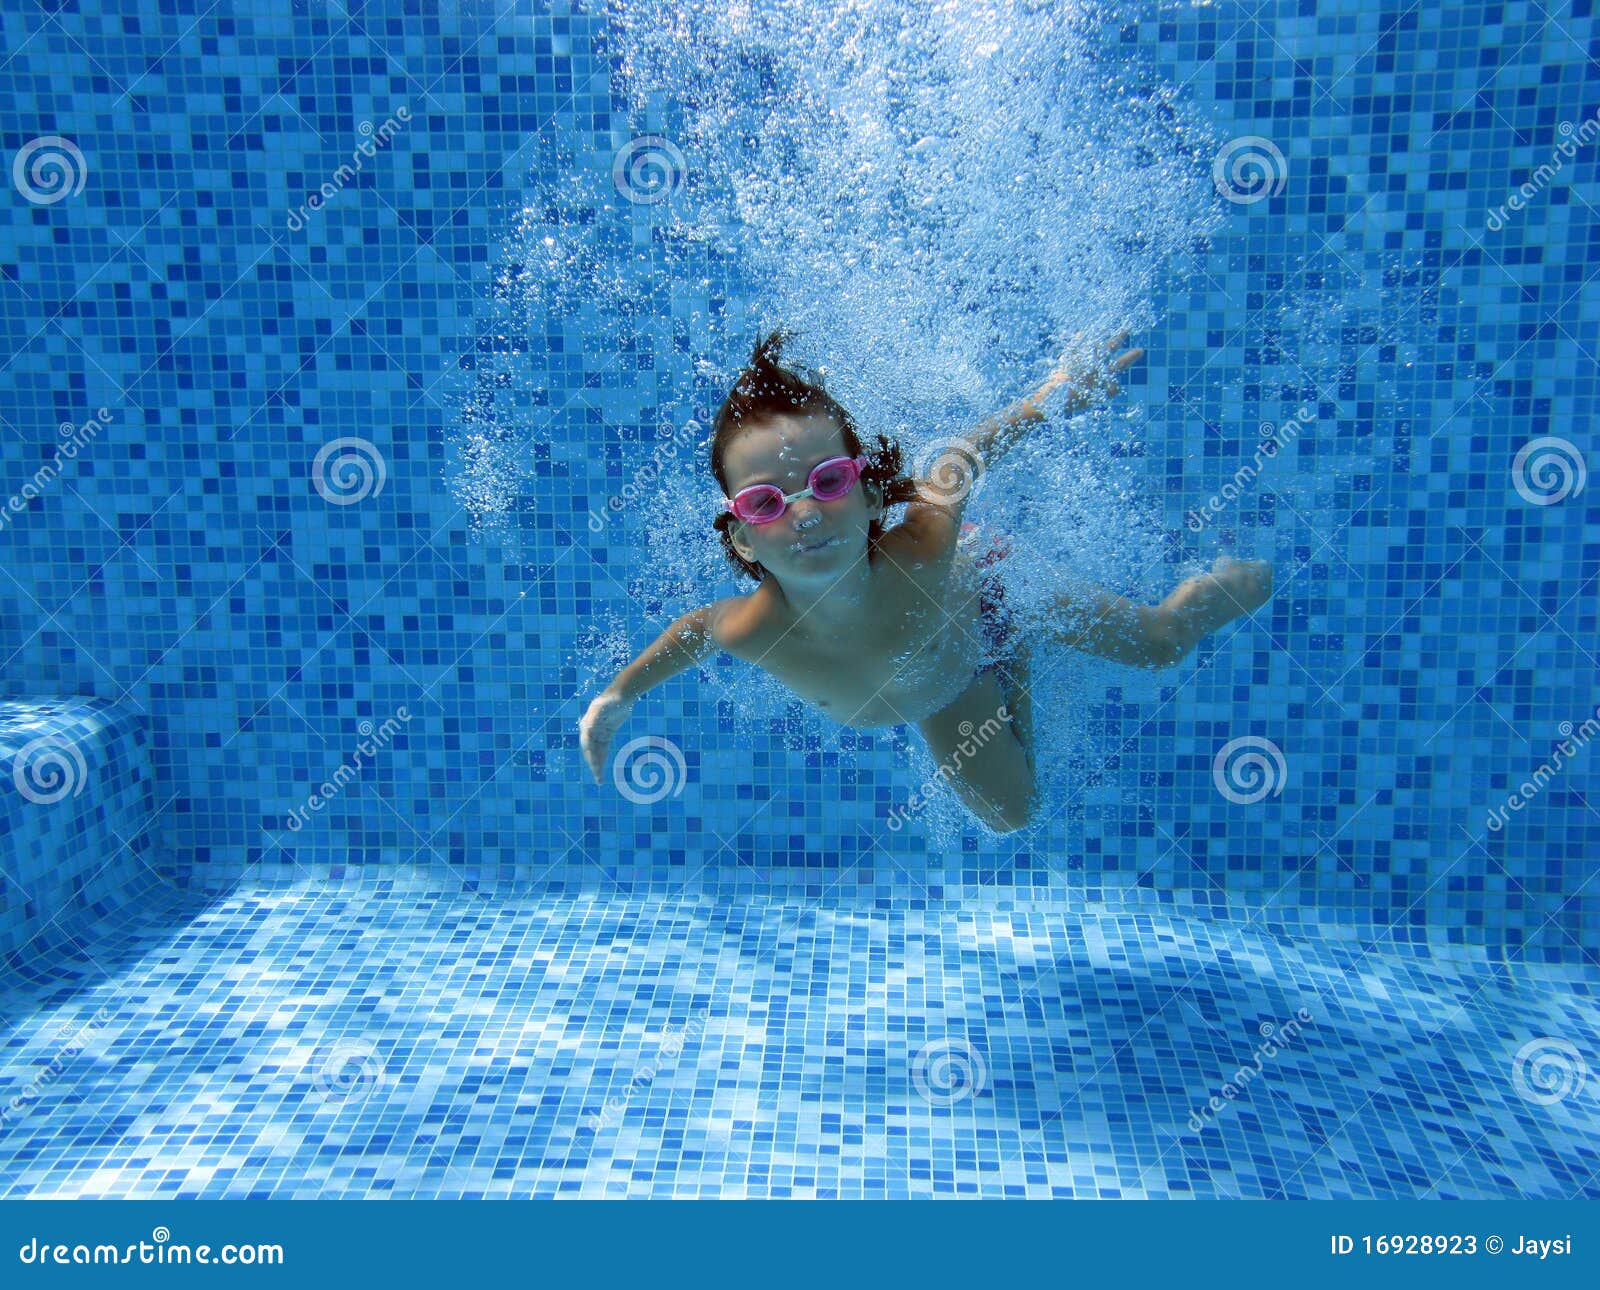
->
<box><xmin>1</xmin><ymin>883</ymin><xmax>1596</xmax><ymax>1199</ymax></box>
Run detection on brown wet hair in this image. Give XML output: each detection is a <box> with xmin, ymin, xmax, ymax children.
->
<box><xmin>708</xmin><ymin>328</ymin><xmax>920</xmax><ymax>582</ymax></box>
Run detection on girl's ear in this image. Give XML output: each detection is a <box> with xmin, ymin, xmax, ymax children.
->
<box><xmin>866</xmin><ymin>478</ymin><xmax>885</xmax><ymax>519</ymax></box>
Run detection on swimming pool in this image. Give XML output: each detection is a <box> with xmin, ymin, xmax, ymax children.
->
<box><xmin>0</xmin><ymin>0</ymin><xmax>1595</xmax><ymax>1201</ymax></box>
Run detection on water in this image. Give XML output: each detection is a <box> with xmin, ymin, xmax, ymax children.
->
<box><xmin>458</xmin><ymin>0</ymin><xmax>1411</xmax><ymax>848</ymax></box>
<box><xmin>0</xmin><ymin>0</ymin><xmax>1595</xmax><ymax>1200</ymax></box>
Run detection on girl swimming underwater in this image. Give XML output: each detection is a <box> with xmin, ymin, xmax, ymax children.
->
<box><xmin>579</xmin><ymin>329</ymin><xmax>1273</xmax><ymax>832</ymax></box>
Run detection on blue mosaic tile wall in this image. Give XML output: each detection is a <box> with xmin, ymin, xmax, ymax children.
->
<box><xmin>0</xmin><ymin>0</ymin><xmax>1594</xmax><ymax>963</ymax></box>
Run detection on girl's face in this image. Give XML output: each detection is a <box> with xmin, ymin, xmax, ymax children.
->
<box><xmin>722</xmin><ymin>412</ymin><xmax>883</xmax><ymax>580</ymax></box>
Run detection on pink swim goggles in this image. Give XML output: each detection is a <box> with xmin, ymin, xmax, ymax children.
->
<box><xmin>721</xmin><ymin>454</ymin><xmax>869</xmax><ymax>525</ymax></box>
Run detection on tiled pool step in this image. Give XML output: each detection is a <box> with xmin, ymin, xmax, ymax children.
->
<box><xmin>0</xmin><ymin>697</ymin><xmax>171</xmax><ymax>969</ymax></box>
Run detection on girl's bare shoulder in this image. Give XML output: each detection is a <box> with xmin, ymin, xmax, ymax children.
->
<box><xmin>876</xmin><ymin>501</ymin><xmax>962</xmax><ymax>566</ymax></box>
<box><xmin>707</xmin><ymin>589</ymin><xmax>778</xmax><ymax>660</ymax></box>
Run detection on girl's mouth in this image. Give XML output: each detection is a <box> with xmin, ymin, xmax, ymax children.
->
<box><xmin>793</xmin><ymin>536</ymin><xmax>838</xmax><ymax>553</ymax></box>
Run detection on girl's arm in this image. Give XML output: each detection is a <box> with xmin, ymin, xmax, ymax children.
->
<box><xmin>966</xmin><ymin>329</ymin><xmax>1145</xmax><ymax>472</ymax></box>
<box><xmin>606</xmin><ymin>604</ymin><xmax>722</xmax><ymax>704</ymax></box>
<box><xmin>579</xmin><ymin>603</ymin><xmax>727</xmax><ymax>785</ymax></box>
<box><xmin>898</xmin><ymin>330</ymin><xmax>1145</xmax><ymax>547</ymax></box>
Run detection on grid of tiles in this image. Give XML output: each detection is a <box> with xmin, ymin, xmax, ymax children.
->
<box><xmin>0</xmin><ymin>697</ymin><xmax>168</xmax><ymax>965</ymax></box>
<box><xmin>0</xmin><ymin>0</ymin><xmax>1593</xmax><ymax>960</ymax></box>
<box><xmin>0</xmin><ymin>884</ymin><xmax>1594</xmax><ymax>1200</ymax></box>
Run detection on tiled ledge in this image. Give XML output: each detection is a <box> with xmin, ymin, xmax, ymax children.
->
<box><xmin>0</xmin><ymin>697</ymin><xmax>171</xmax><ymax>969</ymax></box>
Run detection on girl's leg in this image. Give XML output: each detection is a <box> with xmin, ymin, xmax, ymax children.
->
<box><xmin>973</xmin><ymin>539</ymin><xmax>1034</xmax><ymax>784</ymax></box>
<box><xmin>998</xmin><ymin>636</ymin><xmax>1037</xmax><ymax>785</ymax></box>
<box><xmin>916</xmin><ymin>666</ymin><xmax>1037</xmax><ymax>834</ymax></box>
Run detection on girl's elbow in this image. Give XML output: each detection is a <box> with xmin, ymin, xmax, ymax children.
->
<box><xmin>1144</xmin><ymin>624</ymin><xmax>1190</xmax><ymax>668</ymax></box>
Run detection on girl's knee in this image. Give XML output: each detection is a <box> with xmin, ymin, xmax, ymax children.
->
<box><xmin>987</xmin><ymin>798</ymin><xmax>1037</xmax><ymax>834</ymax></box>
<box><xmin>975</xmin><ymin>773</ymin><xmax>1038</xmax><ymax>834</ymax></box>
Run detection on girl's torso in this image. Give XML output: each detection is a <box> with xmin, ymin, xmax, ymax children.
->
<box><xmin>720</xmin><ymin>525</ymin><xmax>990</xmax><ymax>729</ymax></box>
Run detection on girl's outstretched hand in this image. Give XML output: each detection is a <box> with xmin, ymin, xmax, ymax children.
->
<box><xmin>1053</xmin><ymin>328</ymin><xmax>1146</xmax><ymax>413</ymax></box>
<box><xmin>579</xmin><ymin>689</ymin><xmax>635</xmax><ymax>786</ymax></box>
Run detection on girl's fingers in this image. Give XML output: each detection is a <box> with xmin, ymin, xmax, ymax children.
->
<box><xmin>1106</xmin><ymin>328</ymin><xmax>1130</xmax><ymax>350</ymax></box>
